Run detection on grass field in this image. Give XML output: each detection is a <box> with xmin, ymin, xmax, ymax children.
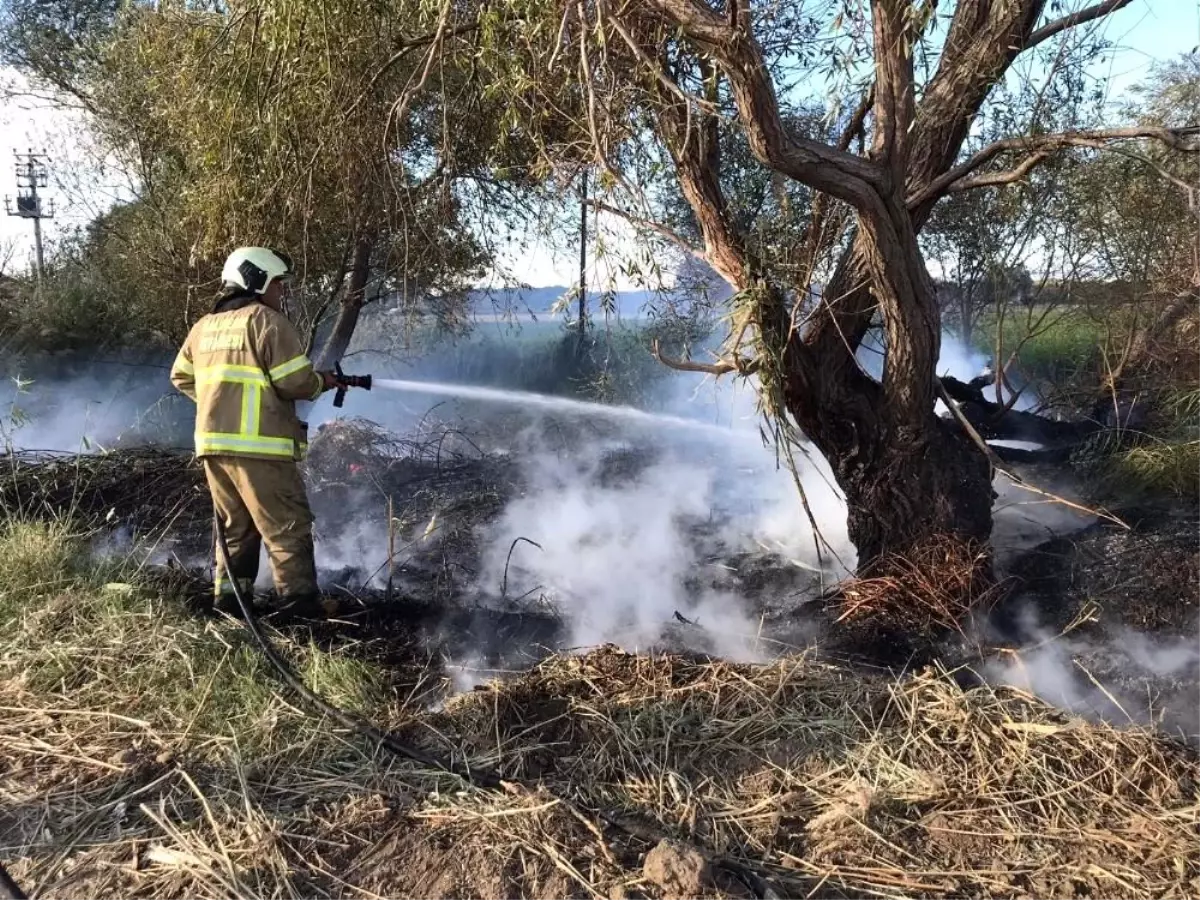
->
<box><xmin>2</xmin><ymin>517</ymin><xmax>1198</xmax><ymax>899</ymax></box>
<box><xmin>972</xmin><ymin>305</ymin><xmax>1104</xmax><ymax>382</ymax></box>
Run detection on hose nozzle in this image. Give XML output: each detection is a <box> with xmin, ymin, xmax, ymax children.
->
<box><xmin>332</xmin><ymin>364</ymin><xmax>372</xmax><ymax>408</ymax></box>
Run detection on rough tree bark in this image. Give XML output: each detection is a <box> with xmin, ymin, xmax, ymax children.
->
<box><xmin>620</xmin><ymin>0</ymin><xmax>1195</xmax><ymax>586</ymax></box>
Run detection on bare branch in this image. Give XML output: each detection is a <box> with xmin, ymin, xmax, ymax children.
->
<box><xmin>911</xmin><ymin>126</ymin><xmax>1200</xmax><ymax>207</ymax></box>
<box><xmin>587</xmin><ymin>199</ymin><xmax>705</xmax><ymax>262</ymax></box>
<box><xmin>651</xmin><ymin>339</ymin><xmax>758</xmax><ymax>376</ymax></box>
<box><xmin>1023</xmin><ymin>0</ymin><xmax>1135</xmax><ymax>50</ymax></box>
<box><xmin>837</xmin><ymin>85</ymin><xmax>874</xmax><ymax>152</ymax></box>
<box><xmin>944</xmin><ymin>149</ymin><xmax>1056</xmax><ymax>193</ymax></box>
<box><xmin>637</xmin><ymin>0</ymin><xmax>883</xmax><ymax>208</ymax></box>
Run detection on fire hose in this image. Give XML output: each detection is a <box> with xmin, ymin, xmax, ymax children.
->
<box><xmin>212</xmin><ymin>521</ymin><xmax>775</xmax><ymax>898</ymax></box>
<box><xmin>211</xmin><ymin>517</ymin><xmax>499</xmax><ymax>786</ymax></box>
<box><xmin>208</xmin><ymin>365</ymin><xmax>491</xmax><ymax>777</ymax></box>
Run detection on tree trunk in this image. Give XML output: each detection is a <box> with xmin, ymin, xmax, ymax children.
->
<box><xmin>315</xmin><ymin>234</ymin><xmax>373</xmax><ymax>371</ymax></box>
<box><xmin>839</xmin><ymin>416</ymin><xmax>994</xmax><ymax>572</ymax></box>
<box><xmin>779</xmin><ymin>280</ymin><xmax>996</xmax><ymax>580</ymax></box>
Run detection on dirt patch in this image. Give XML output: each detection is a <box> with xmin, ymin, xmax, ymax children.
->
<box><xmin>643</xmin><ymin>839</ymin><xmax>711</xmax><ymax>899</ymax></box>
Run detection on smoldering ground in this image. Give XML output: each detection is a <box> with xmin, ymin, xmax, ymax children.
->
<box><xmin>3</xmin><ymin>318</ymin><xmax>1196</xmax><ymax>741</ymax></box>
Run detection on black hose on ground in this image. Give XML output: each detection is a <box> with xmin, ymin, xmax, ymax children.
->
<box><xmin>212</xmin><ymin>518</ymin><xmax>501</xmax><ymax>788</ymax></box>
<box><xmin>0</xmin><ymin>861</ymin><xmax>27</xmax><ymax>900</ymax></box>
<box><xmin>212</xmin><ymin>521</ymin><xmax>775</xmax><ymax>897</ymax></box>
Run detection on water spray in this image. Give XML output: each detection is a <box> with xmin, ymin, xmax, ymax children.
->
<box><xmin>372</xmin><ymin>377</ymin><xmax>750</xmax><ymax>440</ymax></box>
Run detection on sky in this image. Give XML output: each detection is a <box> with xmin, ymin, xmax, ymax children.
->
<box><xmin>0</xmin><ymin>0</ymin><xmax>1196</xmax><ymax>288</ymax></box>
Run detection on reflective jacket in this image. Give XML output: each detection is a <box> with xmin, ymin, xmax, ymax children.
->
<box><xmin>170</xmin><ymin>303</ymin><xmax>324</xmax><ymax>460</ymax></box>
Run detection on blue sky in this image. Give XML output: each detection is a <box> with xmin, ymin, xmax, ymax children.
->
<box><xmin>1</xmin><ymin>0</ymin><xmax>1196</xmax><ymax>286</ymax></box>
<box><xmin>1093</xmin><ymin>0</ymin><xmax>1196</xmax><ymax>94</ymax></box>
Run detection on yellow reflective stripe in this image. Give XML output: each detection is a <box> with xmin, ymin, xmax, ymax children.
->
<box><xmin>195</xmin><ymin>364</ymin><xmax>268</xmax><ymax>385</ymax></box>
<box><xmin>240</xmin><ymin>383</ymin><xmax>262</xmax><ymax>437</ymax></box>
<box><xmin>268</xmin><ymin>355</ymin><xmax>313</xmax><ymax>382</ymax></box>
<box><xmin>308</xmin><ymin>374</ymin><xmax>324</xmax><ymax>401</ymax></box>
<box><xmin>195</xmin><ymin>432</ymin><xmax>297</xmax><ymax>457</ymax></box>
<box><xmin>173</xmin><ymin>354</ymin><xmax>194</xmax><ymax>376</ymax></box>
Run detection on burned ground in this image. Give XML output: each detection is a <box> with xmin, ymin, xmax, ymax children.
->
<box><xmin>1</xmin><ymin>418</ymin><xmax>1198</xmax><ymax>898</ymax></box>
<box><xmin>1</xmin><ymin>419</ymin><xmax>1196</xmax><ymax>739</ymax></box>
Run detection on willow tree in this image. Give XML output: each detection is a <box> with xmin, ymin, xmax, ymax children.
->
<box><xmin>5</xmin><ymin>0</ymin><xmax>499</xmax><ymax>352</ymax></box>
<box><xmin>445</xmin><ymin>0</ymin><xmax>1197</xmax><ymax>589</ymax></box>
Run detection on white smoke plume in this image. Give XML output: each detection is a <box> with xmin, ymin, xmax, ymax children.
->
<box><xmin>0</xmin><ymin>359</ymin><xmax>187</xmax><ymax>453</ymax></box>
<box><xmin>981</xmin><ymin>605</ymin><xmax>1200</xmax><ymax>742</ymax></box>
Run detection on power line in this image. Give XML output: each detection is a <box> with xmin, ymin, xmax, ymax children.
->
<box><xmin>4</xmin><ymin>149</ymin><xmax>55</xmax><ymax>285</ymax></box>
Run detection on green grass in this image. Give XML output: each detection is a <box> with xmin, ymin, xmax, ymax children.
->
<box><xmin>1088</xmin><ymin>390</ymin><xmax>1200</xmax><ymax>503</ymax></box>
<box><xmin>0</xmin><ymin>517</ymin><xmax>392</xmax><ymax>759</ymax></box>
<box><xmin>974</xmin><ymin>307</ymin><xmax>1103</xmax><ymax>382</ymax></box>
<box><xmin>1096</xmin><ymin>439</ymin><xmax>1200</xmax><ymax>501</ymax></box>
<box><xmin>0</xmin><ymin>519</ymin><xmax>83</xmax><ymax>615</ymax></box>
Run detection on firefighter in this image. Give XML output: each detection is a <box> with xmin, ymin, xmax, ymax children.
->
<box><xmin>170</xmin><ymin>247</ymin><xmax>338</xmax><ymax>617</ymax></box>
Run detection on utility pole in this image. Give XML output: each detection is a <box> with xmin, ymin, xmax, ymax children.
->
<box><xmin>5</xmin><ymin>149</ymin><xmax>55</xmax><ymax>285</ymax></box>
<box><xmin>577</xmin><ymin>168</ymin><xmax>588</xmax><ymax>350</ymax></box>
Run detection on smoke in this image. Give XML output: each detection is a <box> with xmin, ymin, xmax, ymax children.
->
<box><xmin>0</xmin><ymin>357</ymin><xmax>188</xmax><ymax>453</ymax></box>
<box><xmin>474</xmin><ymin>437</ymin><xmax>757</xmax><ymax>659</ymax></box>
<box><xmin>980</xmin><ymin>604</ymin><xmax>1200</xmax><ymax>742</ymax></box>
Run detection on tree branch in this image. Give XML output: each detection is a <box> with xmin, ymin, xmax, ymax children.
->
<box><xmin>636</xmin><ymin>0</ymin><xmax>883</xmax><ymax>209</ymax></box>
<box><xmin>838</xmin><ymin>85</ymin><xmax>875</xmax><ymax>152</ymax></box>
<box><xmin>651</xmin><ymin>339</ymin><xmax>758</xmax><ymax>376</ymax></box>
<box><xmin>351</xmin><ymin>19</ymin><xmax>481</xmax><ymax>116</ymax></box>
<box><xmin>942</xmin><ymin>149</ymin><xmax>1056</xmax><ymax>193</ymax></box>
<box><xmin>652</xmin><ymin>62</ymin><xmax>753</xmax><ymax>289</ymax></box>
<box><xmin>1023</xmin><ymin>0</ymin><xmax>1135</xmax><ymax>50</ymax></box>
<box><xmin>911</xmin><ymin>126</ymin><xmax>1200</xmax><ymax>207</ymax></box>
<box><xmin>587</xmin><ymin>199</ymin><xmax>706</xmax><ymax>262</ymax></box>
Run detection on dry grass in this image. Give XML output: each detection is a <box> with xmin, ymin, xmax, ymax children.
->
<box><xmin>837</xmin><ymin>538</ymin><xmax>1003</xmax><ymax>635</ymax></box>
<box><xmin>2</xmin><ymin>520</ymin><xmax>1198</xmax><ymax>899</ymax></box>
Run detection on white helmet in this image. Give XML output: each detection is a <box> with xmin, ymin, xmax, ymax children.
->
<box><xmin>220</xmin><ymin>246</ymin><xmax>294</xmax><ymax>294</ymax></box>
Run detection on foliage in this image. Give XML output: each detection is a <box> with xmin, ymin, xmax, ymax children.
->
<box><xmin>4</xmin><ymin>0</ymin><xmax>520</xmax><ymax>346</ymax></box>
<box><xmin>0</xmin><ymin>0</ymin><xmax>120</xmax><ymax>101</ymax></box>
<box><xmin>974</xmin><ymin>304</ymin><xmax>1103</xmax><ymax>382</ymax></box>
<box><xmin>1082</xmin><ymin>386</ymin><xmax>1200</xmax><ymax>505</ymax></box>
<box><xmin>0</xmin><ymin>205</ymin><xmax>188</xmax><ymax>353</ymax></box>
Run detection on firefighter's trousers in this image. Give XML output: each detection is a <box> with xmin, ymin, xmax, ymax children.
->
<box><xmin>203</xmin><ymin>456</ymin><xmax>319</xmax><ymax>600</ymax></box>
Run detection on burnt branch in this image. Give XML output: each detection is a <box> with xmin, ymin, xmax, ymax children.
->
<box><xmin>939</xmin><ymin>375</ymin><xmax>1100</xmax><ymax>445</ymax></box>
